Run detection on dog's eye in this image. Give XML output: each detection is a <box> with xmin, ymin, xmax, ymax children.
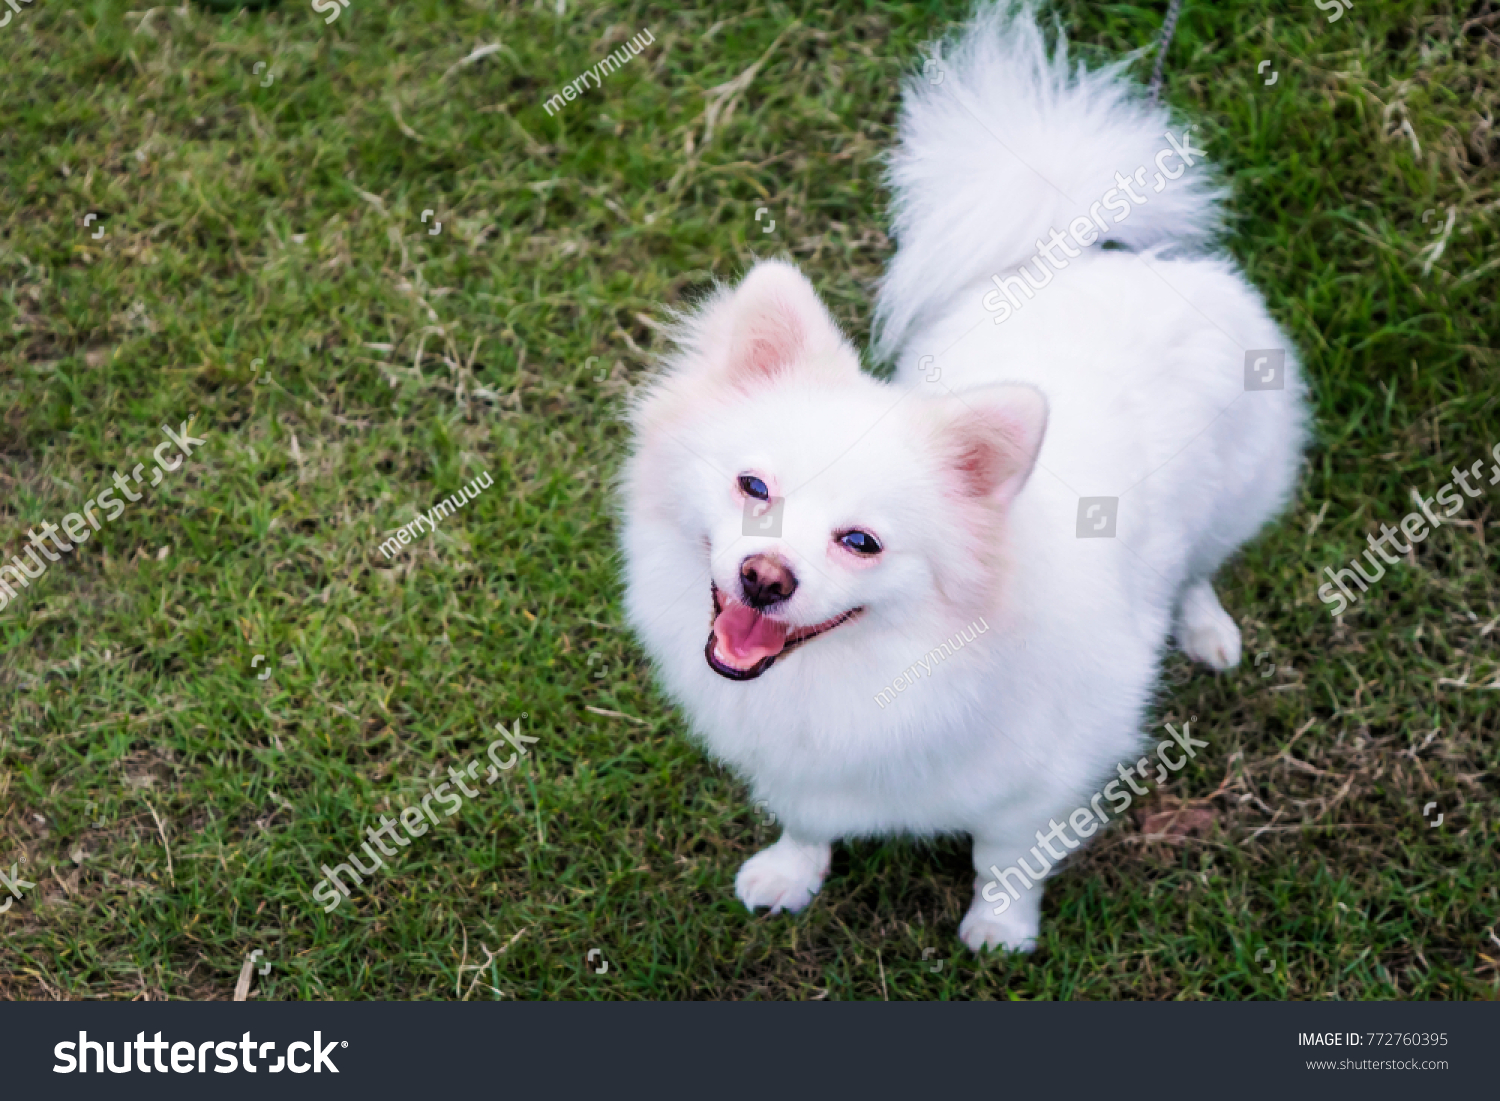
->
<box><xmin>838</xmin><ymin>530</ymin><xmax>882</xmax><ymax>555</ymax></box>
<box><xmin>738</xmin><ymin>475</ymin><xmax>769</xmax><ymax>500</ymax></box>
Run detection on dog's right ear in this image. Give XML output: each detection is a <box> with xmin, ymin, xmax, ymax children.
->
<box><xmin>709</xmin><ymin>260</ymin><xmax>857</xmax><ymax>386</ymax></box>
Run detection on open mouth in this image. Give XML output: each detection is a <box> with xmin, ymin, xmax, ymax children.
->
<box><xmin>705</xmin><ymin>583</ymin><xmax>863</xmax><ymax>681</ymax></box>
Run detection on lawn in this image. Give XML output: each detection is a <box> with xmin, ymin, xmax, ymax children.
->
<box><xmin>0</xmin><ymin>0</ymin><xmax>1496</xmax><ymax>1000</ymax></box>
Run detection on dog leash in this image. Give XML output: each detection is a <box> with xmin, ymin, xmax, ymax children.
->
<box><xmin>1147</xmin><ymin>0</ymin><xmax>1186</xmax><ymax>104</ymax></box>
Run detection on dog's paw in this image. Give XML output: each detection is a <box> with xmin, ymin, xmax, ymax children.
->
<box><xmin>959</xmin><ymin>895</ymin><xmax>1039</xmax><ymax>954</ymax></box>
<box><xmin>1177</xmin><ymin>581</ymin><xmax>1241</xmax><ymax>672</ymax></box>
<box><xmin>735</xmin><ymin>838</ymin><xmax>830</xmax><ymax>915</ymax></box>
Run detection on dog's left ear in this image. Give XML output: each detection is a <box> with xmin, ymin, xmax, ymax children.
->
<box><xmin>715</xmin><ymin>260</ymin><xmax>856</xmax><ymax>385</ymax></box>
<box><xmin>937</xmin><ymin>384</ymin><xmax>1049</xmax><ymax>508</ymax></box>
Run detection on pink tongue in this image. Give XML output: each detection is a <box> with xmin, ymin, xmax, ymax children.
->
<box><xmin>713</xmin><ymin>602</ymin><xmax>788</xmax><ymax>666</ymax></box>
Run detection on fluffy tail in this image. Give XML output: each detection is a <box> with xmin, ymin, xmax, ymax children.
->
<box><xmin>872</xmin><ymin>1</ymin><xmax>1227</xmax><ymax>360</ymax></box>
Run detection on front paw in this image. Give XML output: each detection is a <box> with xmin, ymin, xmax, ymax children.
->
<box><xmin>734</xmin><ymin>838</ymin><xmax>830</xmax><ymax>915</ymax></box>
<box><xmin>959</xmin><ymin>893</ymin><xmax>1040</xmax><ymax>954</ymax></box>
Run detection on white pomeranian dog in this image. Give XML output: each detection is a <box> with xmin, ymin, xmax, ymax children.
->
<box><xmin>620</xmin><ymin>1</ymin><xmax>1306</xmax><ymax>952</ymax></box>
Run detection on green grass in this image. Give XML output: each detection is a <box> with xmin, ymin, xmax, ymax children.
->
<box><xmin>1</xmin><ymin>0</ymin><xmax>1496</xmax><ymax>1001</ymax></box>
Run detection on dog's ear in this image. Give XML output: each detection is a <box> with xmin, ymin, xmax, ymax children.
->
<box><xmin>937</xmin><ymin>384</ymin><xmax>1049</xmax><ymax>507</ymax></box>
<box><xmin>716</xmin><ymin>260</ymin><xmax>854</xmax><ymax>385</ymax></box>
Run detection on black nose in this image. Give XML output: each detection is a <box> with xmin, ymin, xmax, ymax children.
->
<box><xmin>739</xmin><ymin>553</ymin><xmax>797</xmax><ymax>609</ymax></box>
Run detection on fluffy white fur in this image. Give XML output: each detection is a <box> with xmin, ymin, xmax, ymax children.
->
<box><xmin>620</xmin><ymin>1</ymin><xmax>1307</xmax><ymax>952</ymax></box>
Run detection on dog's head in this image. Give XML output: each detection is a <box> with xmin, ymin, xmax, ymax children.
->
<box><xmin>627</xmin><ymin>260</ymin><xmax>1047</xmax><ymax>682</ymax></box>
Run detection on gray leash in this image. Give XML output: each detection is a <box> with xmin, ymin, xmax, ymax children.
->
<box><xmin>1147</xmin><ymin>0</ymin><xmax>1186</xmax><ymax>104</ymax></box>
